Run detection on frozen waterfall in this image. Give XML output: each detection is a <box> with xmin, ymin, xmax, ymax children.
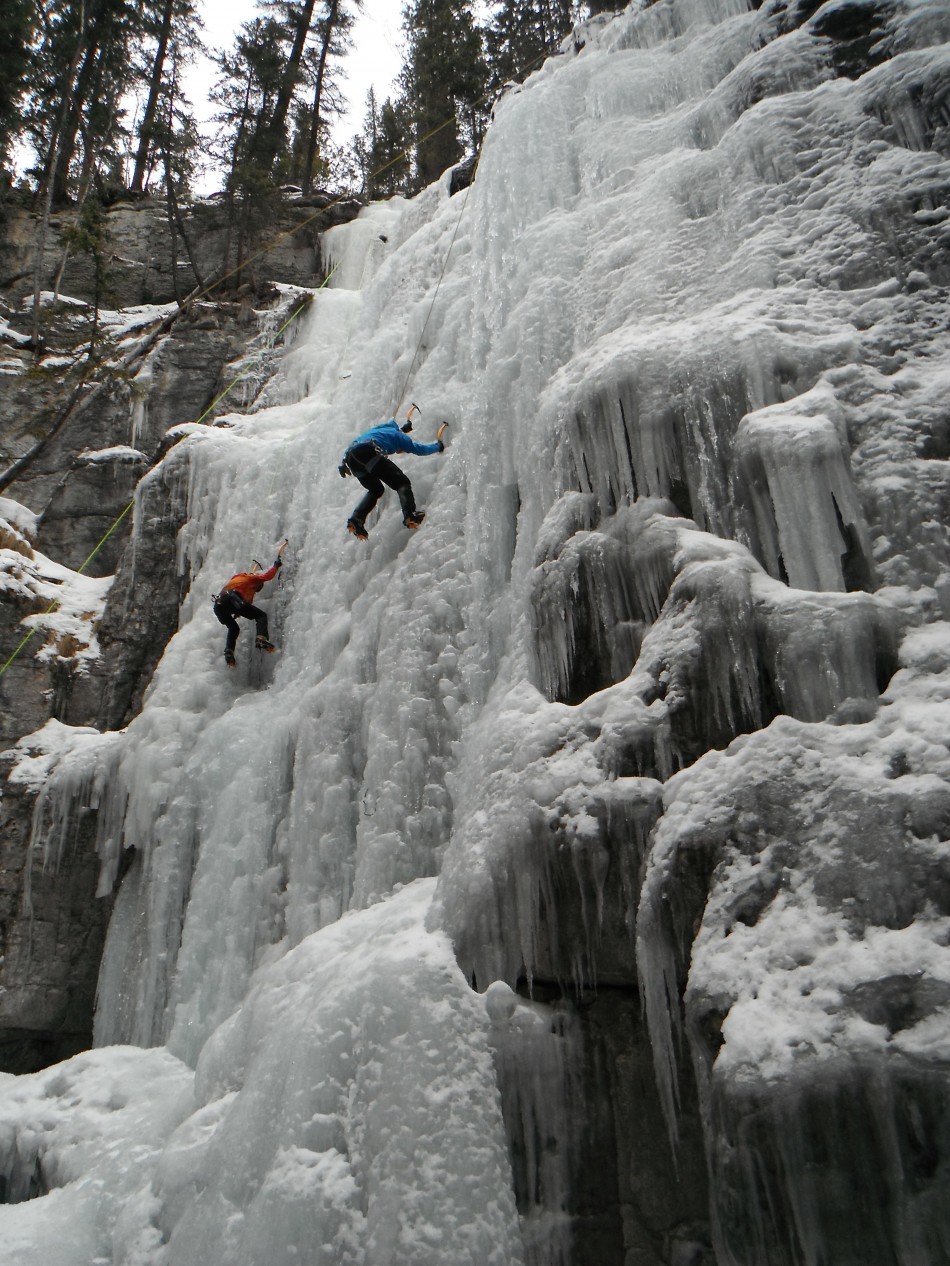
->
<box><xmin>3</xmin><ymin>0</ymin><xmax>950</xmax><ymax>1262</ymax></box>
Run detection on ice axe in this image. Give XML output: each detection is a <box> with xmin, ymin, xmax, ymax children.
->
<box><xmin>274</xmin><ymin>538</ymin><xmax>289</xmax><ymax>586</ymax></box>
<box><xmin>251</xmin><ymin>540</ymin><xmax>287</xmax><ymax>573</ymax></box>
<box><xmin>437</xmin><ymin>420</ymin><xmax>449</xmax><ymax>445</ymax></box>
<box><xmin>401</xmin><ymin>403</ymin><xmax>421</xmax><ymax>433</ymax></box>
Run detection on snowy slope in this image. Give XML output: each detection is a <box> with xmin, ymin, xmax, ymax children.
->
<box><xmin>3</xmin><ymin>0</ymin><xmax>950</xmax><ymax>1262</ymax></box>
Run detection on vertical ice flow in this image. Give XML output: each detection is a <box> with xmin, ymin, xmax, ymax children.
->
<box><xmin>4</xmin><ymin>0</ymin><xmax>950</xmax><ymax>1262</ymax></box>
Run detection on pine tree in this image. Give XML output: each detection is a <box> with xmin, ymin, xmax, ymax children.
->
<box><xmin>149</xmin><ymin>48</ymin><xmax>204</xmax><ymax>298</ymax></box>
<box><xmin>211</xmin><ymin>15</ymin><xmax>290</xmax><ymax>286</ymax></box>
<box><xmin>354</xmin><ymin>89</ymin><xmax>410</xmax><ymax>198</ymax></box>
<box><xmin>59</xmin><ymin>191</ymin><xmax>115</xmax><ymax>353</ymax></box>
<box><xmin>399</xmin><ymin>0</ymin><xmax>488</xmax><ymax>190</ymax></box>
<box><xmin>212</xmin><ymin>15</ymin><xmax>287</xmax><ymax>190</ymax></box>
<box><xmin>250</xmin><ymin>0</ymin><xmax>322</xmax><ymax>175</ymax></box>
<box><xmin>294</xmin><ymin>0</ymin><xmax>361</xmax><ymax>194</ymax></box>
<box><xmin>130</xmin><ymin>0</ymin><xmax>203</xmax><ymax>196</ymax></box>
<box><xmin>25</xmin><ymin>0</ymin><xmax>146</xmax><ymax>345</ymax></box>
<box><xmin>32</xmin><ymin>0</ymin><xmax>144</xmax><ymax>205</ymax></box>
<box><xmin>485</xmin><ymin>0</ymin><xmax>579</xmax><ymax>94</ymax></box>
<box><xmin>0</xmin><ymin>0</ymin><xmax>35</xmax><ymax>178</ymax></box>
<box><xmin>233</xmin><ymin>0</ymin><xmax>360</xmax><ymax>186</ymax></box>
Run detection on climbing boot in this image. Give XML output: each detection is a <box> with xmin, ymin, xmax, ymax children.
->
<box><xmin>347</xmin><ymin>518</ymin><xmax>368</xmax><ymax>540</ymax></box>
<box><xmin>225</xmin><ymin>650</ymin><xmax>236</xmax><ymax>668</ymax></box>
<box><xmin>403</xmin><ymin>512</ymin><xmax>425</xmax><ymax>530</ymax></box>
<box><xmin>255</xmin><ymin>636</ymin><xmax>276</xmax><ymax>653</ymax></box>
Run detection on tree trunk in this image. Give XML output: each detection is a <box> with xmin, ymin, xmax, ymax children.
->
<box><xmin>131</xmin><ymin>0</ymin><xmax>175</xmax><ymax>194</ymax></box>
<box><xmin>254</xmin><ymin>0</ymin><xmax>318</xmax><ymax>174</ymax></box>
<box><xmin>301</xmin><ymin>0</ymin><xmax>339</xmax><ymax>194</ymax></box>
<box><xmin>161</xmin><ymin>68</ymin><xmax>204</xmax><ymax>302</ymax></box>
<box><xmin>221</xmin><ymin>71</ymin><xmax>254</xmax><ymax>290</ymax></box>
<box><xmin>32</xmin><ymin>0</ymin><xmax>88</xmax><ymax>349</ymax></box>
<box><xmin>49</xmin><ymin>32</ymin><xmax>102</xmax><ymax>205</ymax></box>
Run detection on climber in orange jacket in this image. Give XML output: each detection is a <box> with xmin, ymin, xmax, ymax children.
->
<box><xmin>213</xmin><ymin>541</ymin><xmax>287</xmax><ymax>667</ymax></box>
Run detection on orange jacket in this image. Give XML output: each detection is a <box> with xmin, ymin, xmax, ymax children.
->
<box><xmin>222</xmin><ymin>562</ymin><xmax>279</xmax><ymax>604</ymax></box>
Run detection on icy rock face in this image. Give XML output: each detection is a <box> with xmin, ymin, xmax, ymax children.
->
<box><xmin>2</xmin><ymin>0</ymin><xmax>950</xmax><ymax>1261</ymax></box>
<box><xmin>119</xmin><ymin>882</ymin><xmax>523</xmax><ymax>1266</ymax></box>
<box><xmin>528</xmin><ymin>500</ymin><xmax>900</xmax><ymax>761</ymax></box>
<box><xmin>638</xmin><ymin>626</ymin><xmax>950</xmax><ymax>1263</ymax></box>
<box><xmin>0</xmin><ymin>273</ymin><xmax>321</xmax><ymax>1068</ymax></box>
<box><xmin>734</xmin><ymin>387</ymin><xmax>874</xmax><ymax>592</ymax></box>
<box><xmin>0</xmin><ymin>725</ymin><xmax>117</xmax><ymax>1073</ymax></box>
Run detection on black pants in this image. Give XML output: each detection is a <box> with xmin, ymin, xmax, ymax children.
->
<box><xmin>214</xmin><ymin>594</ymin><xmax>268</xmax><ymax>654</ymax></box>
<box><xmin>347</xmin><ymin>445</ymin><xmax>416</xmax><ymax>525</ymax></box>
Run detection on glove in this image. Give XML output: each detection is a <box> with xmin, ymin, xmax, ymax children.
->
<box><xmin>274</xmin><ymin>556</ymin><xmax>283</xmax><ymax>569</ymax></box>
<box><xmin>401</xmin><ymin>420</ymin><xmax>413</xmax><ymax>434</ymax></box>
<box><xmin>437</xmin><ymin>440</ymin><xmax>444</xmax><ymax>452</ymax></box>
<box><xmin>339</xmin><ymin>463</ymin><xmax>349</xmax><ymax>478</ymax></box>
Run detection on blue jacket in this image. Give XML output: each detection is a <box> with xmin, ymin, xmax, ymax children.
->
<box><xmin>347</xmin><ymin>419</ymin><xmax>442</xmax><ymax>458</ymax></box>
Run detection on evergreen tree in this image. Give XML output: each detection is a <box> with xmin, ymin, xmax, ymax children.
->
<box><xmin>0</xmin><ymin>0</ymin><xmax>36</xmax><ymax>178</ymax></box>
<box><xmin>249</xmin><ymin>0</ymin><xmax>321</xmax><ymax>174</ymax></box>
<box><xmin>26</xmin><ymin>0</ymin><xmax>144</xmax><ymax>205</ymax></box>
<box><xmin>211</xmin><ymin>15</ymin><xmax>289</xmax><ymax>285</ymax></box>
<box><xmin>25</xmin><ymin>0</ymin><xmax>146</xmax><ymax>345</ymax></box>
<box><xmin>130</xmin><ymin>0</ymin><xmax>203</xmax><ymax>195</ymax></box>
<box><xmin>484</xmin><ymin>0</ymin><xmax>579</xmax><ymax>94</ymax></box>
<box><xmin>399</xmin><ymin>0</ymin><xmax>488</xmax><ymax>190</ymax></box>
<box><xmin>59</xmin><ymin>191</ymin><xmax>115</xmax><ymax>353</ymax></box>
<box><xmin>294</xmin><ymin>0</ymin><xmax>361</xmax><ymax>194</ymax></box>
<box><xmin>214</xmin><ymin>0</ymin><xmax>359</xmax><ymax>194</ymax></box>
<box><xmin>212</xmin><ymin>15</ymin><xmax>287</xmax><ymax>191</ymax></box>
<box><xmin>151</xmin><ymin>48</ymin><xmax>204</xmax><ymax>297</ymax></box>
<box><xmin>354</xmin><ymin>89</ymin><xmax>410</xmax><ymax>198</ymax></box>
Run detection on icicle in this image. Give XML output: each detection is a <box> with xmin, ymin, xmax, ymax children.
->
<box><xmin>755</xmin><ymin>578</ymin><xmax>901</xmax><ymax>722</ymax></box>
<box><xmin>736</xmin><ymin>395</ymin><xmax>874</xmax><ymax>592</ymax></box>
<box><xmin>6</xmin><ymin>723</ymin><xmax>125</xmax><ymax>905</ymax></box>
<box><xmin>528</xmin><ymin>497</ymin><xmax>686</xmax><ymax>705</ymax></box>
<box><xmin>485</xmin><ymin>982</ymin><xmax>582</xmax><ymax>1266</ymax></box>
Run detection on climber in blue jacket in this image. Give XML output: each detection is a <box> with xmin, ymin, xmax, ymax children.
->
<box><xmin>339</xmin><ymin>406</ymin><xmax>447</xmax><ymax>540</ymax></box>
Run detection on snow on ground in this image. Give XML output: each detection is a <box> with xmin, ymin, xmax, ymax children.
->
<box><xmin>0</xmin><ymin>1046</ymin><xmax>195</xmax><ymax>1265</ymax></box>
<box><xmin>0</xmin><ymin>882</ymin><xmax>521</xmax><ymax>1266</ymax></box>
<box><xmin>98</xmin><ymin>302</ymin><xmax>179</xmax><ymax>337</ymax></box>
<box><xmin>0</xmin><ymin>314</ymin><xmax>31</xmax><ymax>346</ymax></box>
<box><xmin>0</xmin><ymin>496</ymin><xmax>38</xmax><ymax>540</ymax></box>
<box><xmin>21</xmin><ymin>292</ymin><xmax>88</xmax><ymax>310</ymax></box>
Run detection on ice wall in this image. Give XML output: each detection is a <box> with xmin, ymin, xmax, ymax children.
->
<box><xmin>4</xmin><ymin>0</ymin><xmax>950</xmax><ymax>1261</ymax></box>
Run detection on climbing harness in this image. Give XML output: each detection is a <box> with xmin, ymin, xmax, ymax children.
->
<box><xmin>212</xmin><ymin>589</ymin><xmax>244</xmax><ymax>614</ymax></box>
